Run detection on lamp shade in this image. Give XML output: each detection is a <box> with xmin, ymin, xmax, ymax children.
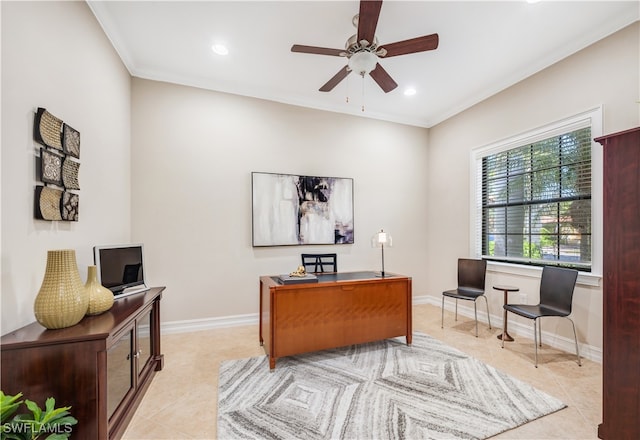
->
<box><xmin>371</xmin><ymin>229</ymin><xmax>392</xmax><ymax>248</ymax></box>
<box><xmin>348</xmin><ymin>51</ymin><xmax>378</xmax><ymax>76</ymax></box>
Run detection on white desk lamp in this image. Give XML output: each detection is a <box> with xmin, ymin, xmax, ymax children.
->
<box><xmin>372</xmin><ymin>229</ymin><xmax>392</xmax><ymax>277</ymax></box>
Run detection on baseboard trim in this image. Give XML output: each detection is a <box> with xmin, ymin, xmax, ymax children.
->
<box><xmin>161</xmin><ymin>297</ymin><xmax>601</xmax><ymax>364</ymax></box>
<box><xmin>414</xmin><ymin>294</ymin><xmax>602</xmax><ymax>364</ymax></box>
<box><xmin>161</xmin><ymin>313</ymin><xmax>259</xmax><ymax>334</ymax></box>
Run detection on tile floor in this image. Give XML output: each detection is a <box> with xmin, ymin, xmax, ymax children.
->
<box><xmin>122</xmin><ymin>304</ymin><xmax>602</xmax><ymax>439</ymax></box>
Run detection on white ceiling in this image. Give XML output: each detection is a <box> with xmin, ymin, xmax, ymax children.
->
<box><xmin>88</xmin><ymin>1</ymin><xmax>639</xmax><ymax>128</ymax></box>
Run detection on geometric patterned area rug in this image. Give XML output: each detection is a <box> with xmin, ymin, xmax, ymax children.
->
<box><xmin>218</xmin><ymin>332</ymin><xmax>566</xmax><ymax>440</ymax></box>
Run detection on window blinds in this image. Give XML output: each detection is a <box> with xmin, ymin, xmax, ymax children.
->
<box><xmin>480</xmin><ymin>127</ymin><xmax>592</xmax><ymax>269</ymax></box>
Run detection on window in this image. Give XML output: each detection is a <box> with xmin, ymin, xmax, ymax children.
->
<box><xmin>472</xmin><ymin>108</ymin><xmax>602</xmax><ymax>273</ymax></box>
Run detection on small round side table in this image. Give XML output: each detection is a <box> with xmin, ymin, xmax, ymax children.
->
<box><xmin>493</xmin><ymin>285</ymin><xmax>519</xmax><ymax>342</ymax></box>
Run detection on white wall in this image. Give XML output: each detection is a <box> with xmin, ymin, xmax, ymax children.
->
<box><xmin>1</xmin><ymin>1</ymin><xmax>132</xmax><ymax>334</ymax></box>
<box><xmin>130</xmin><ymin>78</ymin><xmax>430</xmax><ymax>322</ymax></box>
<box><xmin>426</xmin><ymin>22</ymin><xmax>639</xmax><ymax>358</ymax></box>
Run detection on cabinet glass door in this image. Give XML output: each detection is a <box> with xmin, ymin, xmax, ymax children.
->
<box><xmin>136</xmin><ymin>308</ymin><xmax>153</xmax><ymax>377</ymax></box>
<box><xmin>106</xmin><ymin>327</ymin><xmax>134</xmax><ymax>420</ymax></box>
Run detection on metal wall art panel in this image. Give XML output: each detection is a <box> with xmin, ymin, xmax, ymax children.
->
<box><xmin>61</xmin><ymin>192</ymin><xmax>79</xmax><ymax>221</ymax></box>
<box><xmin>40</xmin><ymin>148</ymin><xmax>64</xmax><ymax>186</ymax></box>
<box><xmin>62</xmin><ymin>123</ymin><xmax>80</xmax><ymax>158</ymax></box>
<box><xmin>34</xmin><ymin>107</ymin><xmax>63</xmax><ymax>150</ymax></box>
<box><xmin>35</xmin><ymin>186</ymin><xmax>63</xmax><ymax>221</ymax></box>
<box><xmin>62</xmin><ymin>158</ymin><xmax>80</xmax><ymax>190</ymax></box>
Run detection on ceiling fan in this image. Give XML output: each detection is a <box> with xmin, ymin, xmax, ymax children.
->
<box><xmin>291</xmin><ymin>0</ymin><xmax>439</xmax><ymax>94</ymax></box>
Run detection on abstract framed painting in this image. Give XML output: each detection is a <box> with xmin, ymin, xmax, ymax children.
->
<box><xmin>252</xmin><ymin>172</ymin><xmax>354</xmax><ymax>246</ymax></box>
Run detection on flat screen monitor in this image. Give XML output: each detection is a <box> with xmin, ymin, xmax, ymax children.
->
<box><xmin>93</xmin><ymin>243</ymin><xmax>148</xmax><ymax>298</ymax></box>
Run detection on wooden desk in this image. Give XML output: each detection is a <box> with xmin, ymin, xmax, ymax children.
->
<box><xmin>259</xmin><ymin>271</ymin><xmax>412</xmax><ymax>369</ymax></box>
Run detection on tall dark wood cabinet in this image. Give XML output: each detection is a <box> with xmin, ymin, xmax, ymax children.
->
<box><xmin>596</xmin><ymin>127</ymin><xmax>640</xmax><ymax>440</ymax></box>
<box><xmin>1</xmin><ymin>287</ymin><xmax>165</xmax><ymax>440</ymax></box>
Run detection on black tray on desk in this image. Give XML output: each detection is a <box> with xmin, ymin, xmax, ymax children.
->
<box><xmin>277</xmin><ymin>274</ymin><xmax>318</xmax><ymax>284</ymax></box>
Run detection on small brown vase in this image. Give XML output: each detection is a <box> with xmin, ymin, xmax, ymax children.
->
<box><xmin>84</xmin><ymin>265</ymin><xmax>114</xmax><ymax>315</ymax></box>
<box><xmin>34</xmin><ymin>249</ymin><xmax>88</xmax><ymax>329</ymax></box>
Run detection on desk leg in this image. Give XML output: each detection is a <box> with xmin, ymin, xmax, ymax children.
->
<box><xmin>259</xmin><ymin>280</ymin><xmax>263</xmax><ymax>345</ymax></box>
<box><xmin>497</xmin><ymin>290</ymin><xmax>514</xmax><ymax>341</ymax></box>
<box><xmin>406</xmin><ymin>281</ymin><xmax>412</xmax><ymax>346</ymax></box>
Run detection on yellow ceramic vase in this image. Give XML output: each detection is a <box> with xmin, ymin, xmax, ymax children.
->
<box><xmin>85</xmin><ymin>265</ymin><xmax>114</xmax><ymax>315</ymax></box>
<box><xmin>34</xmin><ymin>249</ymin><xmax>88</xmax><ymax>329</ymax></box>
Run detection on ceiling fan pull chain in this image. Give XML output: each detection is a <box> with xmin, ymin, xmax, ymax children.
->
<box><xmin>346</xmin><ymin>75</ymin><xmax>350</xmax><ymax>103</ymax></box>
<box><xmin>361</xmin><ymin>76</ymin><xmax>366</xmax><ymax>112</ymax></box>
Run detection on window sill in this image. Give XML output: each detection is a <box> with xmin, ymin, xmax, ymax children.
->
<box><xmin>486</xmin><ymin>261</ymin><xmax>602</xmax><ymax>287</ymax></box>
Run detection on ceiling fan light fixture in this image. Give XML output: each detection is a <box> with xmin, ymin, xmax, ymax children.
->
<box><xmin>348</xmin><ymin>51</ymin><xmax>377</xmax><ymax>76</ymax></box>
<box><xmin>404</xmin><ymin>87</ymin><xmax>417</xmax><ymax>96</ymax></box>
<box><xmin>211</xmin><ymin>44</ymin><xmax>229</xmax><ymax>56</ymax></box>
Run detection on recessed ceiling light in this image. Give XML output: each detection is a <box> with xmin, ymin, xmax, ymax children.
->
<box><xmin>404</xmin><ymin>88</ymin><xmax>417</xmax><ymax>96</ymax></box>
<box><xmin>211</xmin><ymin>44</ymin><xmax>228</xmax><ymax>56</ymax></box>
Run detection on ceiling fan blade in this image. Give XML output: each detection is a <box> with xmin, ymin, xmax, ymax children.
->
<box><xmin>379</xmin><ymin>33</ymin><xmax>439</xmax><ymax>58</ymax></box>
<box><xmin>369</xmin><ymin>63</ymin><xmax>397</xmax><ymax>93</ymax></box>
<box><xmin>291</xmin><ymin>44</ymin><xmax>344</xmax><ymax>57</ymax></box>
<box><xmin>319</xmin><ymin>66</ymin><xmax>351</xmax><ymax>92</ymax></box>
<box><xmin>357</xmin><ymin>0</ymin><xmax>383</xmax><ymax>46</ymax></box>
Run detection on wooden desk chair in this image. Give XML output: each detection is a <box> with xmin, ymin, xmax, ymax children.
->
<box><xmin>301</xmin><ymin>253</ymin><xmax>337</xmax><ymax>273</ymax></box>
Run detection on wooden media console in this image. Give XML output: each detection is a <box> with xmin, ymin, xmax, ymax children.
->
<box><xmin>1</xmin><ymin>287</ymin><xmax>165</xmax><ymax>440</ymax></box>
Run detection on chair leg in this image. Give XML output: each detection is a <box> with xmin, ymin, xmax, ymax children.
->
<box><xmin>566</xmin><ymin>317</ymin><xmax>582</xmax><ymax>367</ymax></box>
<box><xmin>441</xmin><ymin>296</ymin><xmax>445</xmax><ymax>329</ymax></box>
<box><xmin>482</xmin><ymin>295</ymin><xmax>492</xmax><ymax>329</ymax></box>
<box><xmin>473</xmin><ymin>301</ymin><xmax>478</xmax><ymax>337</ymax></box>
<box><xmin>501</xmin><ymin>310</ymin><xmax>507</xmax><ymax>348</ymax></box>
<box><xmin>538</xmin><ymin>319</ymin><xmax>542</xmax><ymax>347</ymax></box>
<box><xmin>533</xmin><ymin>318</ymin><xmax>539</xmax><ymax>368</ymax></box>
